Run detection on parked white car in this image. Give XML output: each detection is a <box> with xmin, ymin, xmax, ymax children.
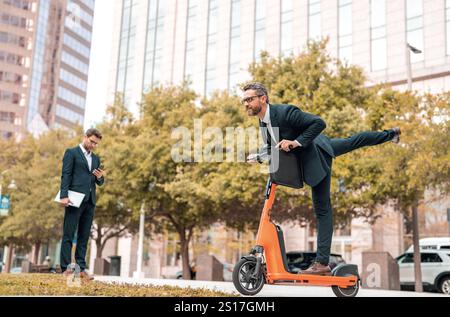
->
<box><xmin>396</xmin><ymin>250</ymin><xmax>450</xmax><ymax>294</ymax></box>
<box><xmin>406</xmin><ymin>237</ymin><xmax>450</xmax><ymax>252</ymax></box>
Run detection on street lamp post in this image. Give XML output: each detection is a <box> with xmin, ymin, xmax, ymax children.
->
<box><xmin>133</xmin><ymin>202</ymin><xmax>146</xmax><ymax>279</ymax></box>
<box><xmin>405</xmin><ymin>43</ymin><xmax>422</xmax><ymax>90</ymax></box>
<box><xmin>406</xmin><ymin>43</ymin><xmax>423</xmax><ymax>293</ymax></box>
<box><xmin>133</xmin><ymin>181</ymin><xmax>155</xmax><ymax>279</ymax></box>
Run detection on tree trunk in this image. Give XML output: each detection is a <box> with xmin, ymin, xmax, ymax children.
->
<box><xmin>179</xmin><ymin>229</ymin><xmax>191</xmax><ymax>280</ymax></box>
<box><xmin>33</xmin><ymin>242</ymin><xmax>41</xmax><ymax>264</ymax></box>
<box><xmin>4</xmin><ymin>243</ymin><xmax>13</xmax><ymax>273</ymax></box>
<box><xmin>412</xmin><ymin>203</ymin><xmax>423</xmax><ymax>292</ymax></box>
<box><xmin>95</xmin><ymin>225</ymin><xmax>103</xmax><ymax>259</ymax></box>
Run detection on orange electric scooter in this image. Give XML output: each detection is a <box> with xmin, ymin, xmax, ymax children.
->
<box><xmin>232</xmin><ymin>178</ymin><xmax>361</xmax><ymax>297</ymax></box>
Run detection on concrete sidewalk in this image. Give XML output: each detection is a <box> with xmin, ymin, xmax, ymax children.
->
<box><xmin>94</xmin><ymin>276</ymin><xmax>447</xmax><ymax>297</ymax></box>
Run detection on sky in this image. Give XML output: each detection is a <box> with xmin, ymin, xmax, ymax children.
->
<box><xmin>83</xmin><ymin>0</ymin><xmax>115</xmax><ymax>130</ymax></box>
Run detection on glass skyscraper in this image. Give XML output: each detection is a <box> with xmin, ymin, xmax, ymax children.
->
<box><xmin>0</xmin><ymin>0</ymin><xmax>95</xmax><ymax>139</ymax></box>
<box><xmin>108</xmin><ymin>0</ymin><xmax>450</xmax><ymax>118</ymax></box>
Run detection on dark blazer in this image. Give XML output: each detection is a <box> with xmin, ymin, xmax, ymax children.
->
<box><xmin>60</xmin><ymin>146</ymin><xmax>104</xmax><ymax>205</ymax></box>
<box><xmin>260</xmin><ymin>104</ymin><xmax>335</xmax><ymax>187</ymax></box>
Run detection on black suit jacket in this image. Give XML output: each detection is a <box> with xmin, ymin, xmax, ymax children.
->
<box><xmin>260</xmin><ymin>104</ymin><xmax>335</xmax><ymax>187</ymax></box>
<box><xmin>59</xmin><ymin>146</ymin><xmax>104</xmax><ymax>205</ymax></box>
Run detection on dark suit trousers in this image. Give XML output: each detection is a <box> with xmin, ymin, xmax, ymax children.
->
<box><xmin>312</xmin><ymin>130</ymin><xmax>394</xmax><ymax>264</ymax></box>
<box><xmin>60</xmin><ymin>197</ymin><xmax>95</xmax><ymax>272</ymax></box>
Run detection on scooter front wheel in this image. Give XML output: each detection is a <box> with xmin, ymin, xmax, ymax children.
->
<box><xmin>232</xmin><ymin>257</ymin><xmax>265</xmax><ymax>296</ymax></box>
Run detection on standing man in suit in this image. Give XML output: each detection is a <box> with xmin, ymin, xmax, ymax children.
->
<box><xmin>59</xmin><ymin>128</ymin><xmax>105</xmax><ymax>280</ymax></box>
<box><xmin>243</xmin><ymin>82</ymin><xmax>400</xmax><ymax>275</ymax></box>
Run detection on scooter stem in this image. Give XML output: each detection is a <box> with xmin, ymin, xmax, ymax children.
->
<box><xmin>255</xmin><ymin>179</ymin><xmax>277</xmax><ymax>244</ymax></box>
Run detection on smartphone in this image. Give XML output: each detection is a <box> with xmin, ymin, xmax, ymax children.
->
<box><xmin>93</xmin><ymin>165</ymin><xmax>103</xmax><ymax>174</ymax></box>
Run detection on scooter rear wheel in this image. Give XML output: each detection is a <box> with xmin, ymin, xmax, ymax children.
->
<box><xmin>232</xmin><ymin>257</ymin><xmax>265</xmax><ymax>296</ymax></box>
<box><xmin>331</xmin><ymin>273</ymin><xmax>359</xmax><ymax>297</ymax></box>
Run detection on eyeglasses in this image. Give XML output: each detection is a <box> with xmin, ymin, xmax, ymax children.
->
<box><xmin>241</xmin><ymin>95</ymin><xmax>263</xmax><ymax>105</ymax></box>
<box><xmin>88</xmin><ymin>138</ymin><xmax>99</xmax><ymax>146</ymax></box>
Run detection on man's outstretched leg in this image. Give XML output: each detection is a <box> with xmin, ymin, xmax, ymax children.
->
<box><xmin>329</xmin><ymin>128</ymin><xmax>400</xmax><ymax>157</ymax></box>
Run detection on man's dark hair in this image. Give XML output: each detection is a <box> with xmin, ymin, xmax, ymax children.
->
<box><xmin>242</xmin><ymin>82</ymin><xmax>270</xmax><ymax>104</ymax></box>
<box><xmin>85</xmin><ymin>128</ymin><xmax>102</xmax><ymax>139</ymax></box>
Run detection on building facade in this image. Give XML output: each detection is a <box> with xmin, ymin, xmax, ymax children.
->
<box><xmin>107</xmin><ymin>0</ymin><xmax>450</xmax><ymax>113</ymax></box>
<box><xmin>0</xmin><ymin>0</ymin><xmax>95</xmax><ymax>139</ymax></box>
<box><xmin>98</xmin><ymin>0</ymin><xmax>450</xmax><ymax>277</ymax></box>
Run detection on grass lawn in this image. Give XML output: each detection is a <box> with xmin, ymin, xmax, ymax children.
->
<box><xmin>0</xmin><ymin>274</ymin><xmax>237</xmax><ymax>297</ymax></box>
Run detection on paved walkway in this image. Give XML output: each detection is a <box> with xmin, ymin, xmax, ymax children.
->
<box><xmin>94</xmin><ymin>276</ymin><xmax>447</xmax><ymax>297</ymax></box>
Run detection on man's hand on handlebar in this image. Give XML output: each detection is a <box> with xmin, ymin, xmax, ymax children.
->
<box><xmin>246</xmin><ymin>153</ymin><xmax>261</xmax><ymax>164</ymax></box>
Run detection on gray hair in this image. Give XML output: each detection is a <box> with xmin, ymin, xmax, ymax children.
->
<box><xmin>242</xmin><ymin>82</ymin><xmax>269</xmax><ymax>104</ymax></box>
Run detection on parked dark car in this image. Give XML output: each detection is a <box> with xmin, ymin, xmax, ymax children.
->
<box><xmin>286</xmin><ymin>251</ymin><xmax>346</xmax><ymax>273</ymax></box>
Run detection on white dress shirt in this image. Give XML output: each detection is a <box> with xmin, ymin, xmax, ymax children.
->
<box><xmin>79</xmin><ymin>144</ymin><xmax>92</xmax><ymax>171</ymax></box>
<box><xmin>260</xmin><ymin>105</ymin><xmax>278</xmax><ymax>144</ymax></box>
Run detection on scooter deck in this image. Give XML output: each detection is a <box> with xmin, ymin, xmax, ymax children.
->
<box><xmin>266</xmin><ymin>272</ymin><xmax>358</xmax><ymax>288</ymax></box>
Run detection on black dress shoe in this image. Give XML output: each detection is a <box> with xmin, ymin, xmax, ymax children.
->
<box><xmin>391</xmin><ymin>127</ymin><xmax>401</xmax><ymax>144</ymax></box>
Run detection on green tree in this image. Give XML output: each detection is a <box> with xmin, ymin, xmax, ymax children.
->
<box><xmin>247</xmin><ymin>40</ymin><xmax>380</xmax><ymax>227</ymax></box>
<box><xmin>131</xmin><ymin>84</ymin><xmax>211</xmax><ymax>279</ymax></box>
<box><xmin>0</xmin><ymin>129</ymin><xmax>79</xmax><ymax>261</ymax></box>
<box><xmin>88</xmin><ymin>95</ymin><xmax>144</xmax><ymax>260</ymax></box>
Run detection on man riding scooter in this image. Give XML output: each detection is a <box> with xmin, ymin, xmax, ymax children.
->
<box><xmin>243</xmin><ymin>82</ymin><xmax>400</xmax><ymax>276</ymax></box>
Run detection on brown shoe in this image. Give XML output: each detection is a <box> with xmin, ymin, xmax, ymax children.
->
<box><xmin>80</xmin><ymin>271</ymin><xmax>94</xmax><ymax>281</ymax></box>
<box><xmin>299</xmin><ymin>262</ymin><xmax>332</xmax><ymax>276</ymax></box>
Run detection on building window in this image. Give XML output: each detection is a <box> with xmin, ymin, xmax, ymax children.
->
<box><xmin>406</xmin><ymin>0</ymin><xmax>424</xmax><ymax>62</ymax></box>
<box><xmin>446</xmin><ymin>0</ymin><xmax>450</xmax><ymax>55</ymax></box>
<box><xmin>254</xmin><ymin>0</ymin><xmax>266</xmax><ymax>61</ymax></box>
<box><xmin>184</xmin><ymin>0</ymin><xmax>199</xmax><ymax>80</ymax></box>
<box><xmin>60</xmin><ymin>68</ymin><xmax>87</xmax><ymax>92</ymax></box>
<box><xmin>0</xmin><ymin>71</ymin><xmax>23</xmax><ymax>84</ymax></box>
<box><xmin>0</xmin><ymin>111</ymin><xmax>15</xmax><ymax>124</ymax></box>
<box><xmin>370</xmin><ymin>0</ymin><xmax>387</xmax><ymax>71</ymax></box>
<box><xmin>205</xmin><ymin>0</ymin><xmax>219</xmax><ymax>96</ymax></box>
<box><xmin>61</xmin><ymin>51</ymin><xmax>89</xmax><ymax>74</ymax></box>
<box><xmin>0</xmin><ymin>51</ymin><xmax>26</xmax><ymax>66</ymax></box>
<box><xmin>64</xmin><ymin>16</ymin><xmax>92</xmax><ymax>43</ymax></box>
<box><xmin>0</xmin><ymin>31</ymin><xmax>29</xmax><ymax>48</ymax></box>
<box><xmin>55</xmin><ymin>105</ymin><xmax>84</xmax><ymax>125</ymax></box>
<box><xmin>280</xmin><ymin>0</ymin><xmax>293</xmax><ymax>55</ymax></box>
<box><xmin>67</xmin><ymin>0</ymin><xmax>94</xmax><ymax>26</ymax></box>
<box><xmin>116</xmin><ymin>0</ymin><xmax>138</xmax><ymax>106</ymax></box>
<box><xmin>228</xmin><ymin>0</ymin><xmax>241</xmax><ymax>92</ymax></box>
<box><xmin>0</xmin><ymin>90</ymin><xmax>21</xmax><ymax>104</ymax></box>
<box><xmin>2</xmin><ymin>0</ymin><xmax>32</xmax><ymax>11</ymax></box>
<box><xmin>338</xmin><ymin>0</ymin><xmax>352</xmax><ymax>63</ymax></box>
<box><xmin>58</xmin><ymin>86</ymin><xmax>86</xmax><ymax>109</ymax></box>
<box><xmin>143</xmin><ymin>0</ymin><xmax>166</xmax><ymax>90</ymax></box>
<box><xmin>308</xmin><ymin>0</ymin><xmax>321</xmax><ymax>40</ymax></box>
<box><xmin>0</xmin><ymin>12</ymin><xmax>31</xmax><ymax>30</ymax></box>
<box><xmin>78</xmin><ymin>0</ymin><xmax>95</xmax><ymax>11</ymax></box>
<box><xmin>63</xmin><ymin>33</ymin><xmax>91</xmax><ymax>59</ymax></box>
